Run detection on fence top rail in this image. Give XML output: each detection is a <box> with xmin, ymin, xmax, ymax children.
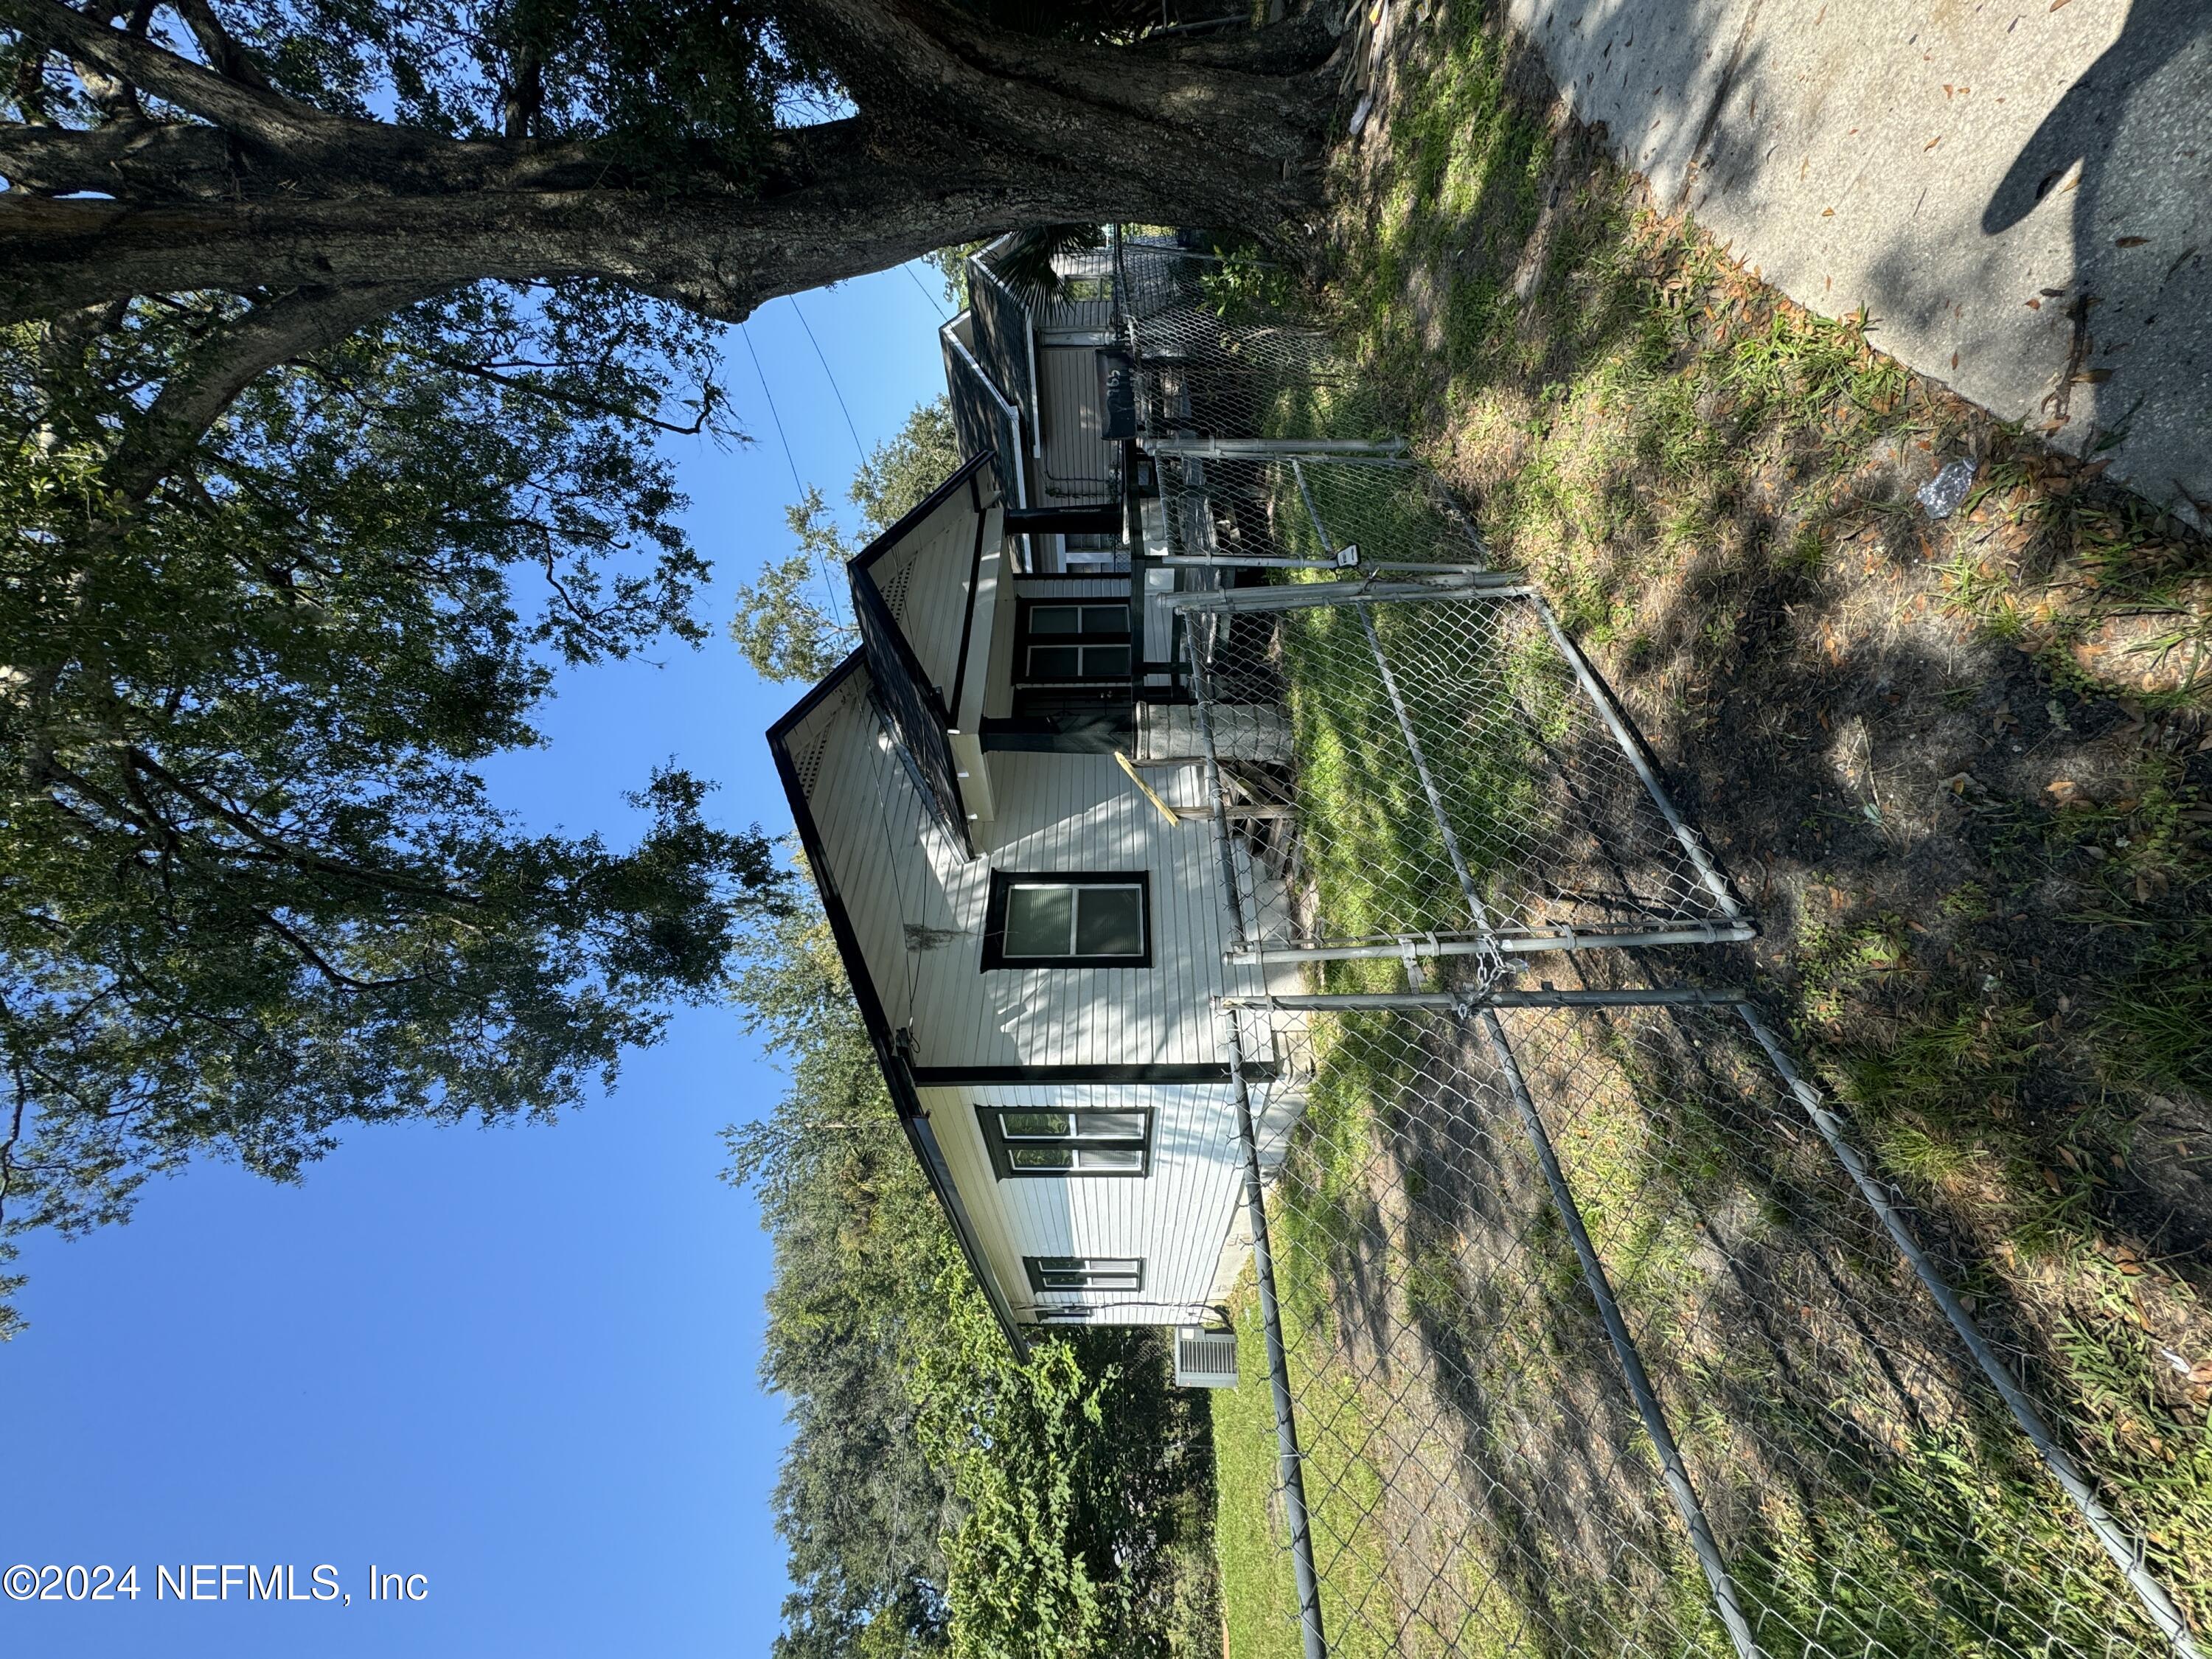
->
<box><xmin>1168</xmin><ymin>574</ymin><xmax>1535</xmax><ymax>612</ymax></box>
<box><xmin>1218</xmin><ymin>987</ymin><xmax>1753</xmax><ymax>1011</ymax></box>
<box><xmin>1141</xmin><ymin>436</ymin><xmax>1410</xmax><ymax>458</ymax></box>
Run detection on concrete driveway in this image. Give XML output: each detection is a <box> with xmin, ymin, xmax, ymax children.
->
<box><xmin>1505</xmin><ymin>0</ymin><xmax>2211</xmax><ymax>524</ymax></box>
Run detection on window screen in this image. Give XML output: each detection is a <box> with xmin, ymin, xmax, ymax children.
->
<box><xmin>1002</xmin><ymin>884</ymin><xmax>1143</xmax><ymax>959</ymax></box>
<box><xmin>983</xmin><ymin>873</ymin><xmax>1151</xmax><ymax>969</ymax></box>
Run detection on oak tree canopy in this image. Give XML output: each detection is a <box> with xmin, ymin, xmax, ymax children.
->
<box><xmin>0</xmin><ymin>0</ymin><xmax>1340</xmax><ymax>1316</ymax></box>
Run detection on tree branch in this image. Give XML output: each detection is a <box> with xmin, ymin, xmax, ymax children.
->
<box><xmin>2</xmin><ymin>7</ymin><xmax>1329</xmax><ymax>335</ymax></box>
<box><xmin>70</xmin><ymin>0</ymin><xmax>146</xmax><ymax>123</ymax></box>
<box><xmin>4</xmin><ymin>0</ymin><xmax>720</xmax><ymax>200</ymax></box>
<box><xmin>0</xmin><ymin>116</ymin><xmax>240</xmax><ymax>199</ymax></box>
<box><xmin>0</xmin><ymin>105</ymin><xmax>1287</xmax><ymax>324</ymax></box>
<box><xmin>114</xmin><ymin>278</ymin><xmax>448</xmax><ymax>501</ymax></box>
<box><xmin>782</xmin><ymin>0</ymin><xmax>1330</xmax><ymax>164</ymax></box>
<box><xmin>413</xmin><ymin>350</ymin><xmax>714</xmax><ymax>434</ymax></box>
<box><xmin>171</xmin><ymin>0</ymin><xmax>268</xmax><ymax>91</ymax></box>
<box><xmin>501</xmin><ymin>38</ymin><xmax>540</xmax><ymax>141</ymax></box>
<box><xmin>9</xmin><ymin>41</ymin><xmax>52</xmax><ymax>122</ymax></box>
<box><xmin>251</xmin><ymin>910</ymin><xmax>424</xmax><ymax>992</ymax></box>
<box><xmin>119</xmin><ymin>748</ymin><xmax>481</xmax><ymax>905</ymax></box>
<box><xmin>1</xmin><ymin>0</ymin><xmax>338</xmax><ymax>149</ymax></box>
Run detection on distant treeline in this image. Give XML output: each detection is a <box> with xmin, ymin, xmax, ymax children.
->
<box><xmin>729</xmin><ymin>902</ymin><xmax>1220</xmax><ymax>1658</ymax></box>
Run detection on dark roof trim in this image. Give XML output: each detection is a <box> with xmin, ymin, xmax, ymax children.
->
<box><xmin>909</xmin><ymin>1062</ymin><xmax>1276</xmax><ymax>1085</ymax></box>
<box><xmin>948</xmin><ymin>468</ymin><xmax>991</xmax><ymax>726</ymax></box>
<box><xmin>849</xmin><ymin>449</ymin><xmax>995</xmax><ymax>577</ymax></box>
<box><xmin>766</xmin><ymin>655</ymin><xmax>1029</xmax><ymax>1358</ymax></box>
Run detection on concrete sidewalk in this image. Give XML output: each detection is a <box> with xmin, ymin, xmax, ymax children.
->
<box><xmin>1505</xmin><ymin>0</ymin><xmax>2211</xmax><ymax>524</ymax></box>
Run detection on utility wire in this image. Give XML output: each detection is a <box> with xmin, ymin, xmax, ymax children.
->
<box><xmin>901</xmin><ymin>259</ymin><xmax>951</xmax><ymax>318</ymax></box>
<box><xmin>740</xmin><ymin>320</ymin><xmax>850</xmax><ymax>635</ymax></box>
<box><xmin>740</xmin><ymin>321</ymin><xmax>805</xmax><ymax>499</ymax></box>
<box><xmin>789</xmin><ymin>295</ymin><xmax>867</xmax><ymax>469</ymax></box>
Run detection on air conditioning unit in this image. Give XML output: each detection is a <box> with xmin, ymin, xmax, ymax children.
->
<box><xmin>1174</xmin><ymin>1326</ymin><xmax>1239</xmax><ymax>1389</ymax></box>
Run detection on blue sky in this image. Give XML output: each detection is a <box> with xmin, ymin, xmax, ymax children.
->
<box><xmin>0</xmin><ymin>264</ymin><xmax>954</xmax><ymax>1657</ymax></box>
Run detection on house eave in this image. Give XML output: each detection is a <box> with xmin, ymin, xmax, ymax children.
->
<box><xmin>765</xmin><ymin>653</ymin><xmax>1030</xmax><ymax>1357</ymax></box>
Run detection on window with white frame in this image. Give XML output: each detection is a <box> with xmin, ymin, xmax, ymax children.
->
<box><xmin>1024</xmin><ymin>1256</ymin><xmax>1144</xmax><ymax>1294</ymax></box>
<box><xmin>978</xmin><ymin>1107</ymin><xmax>1152</xmax><ymax>1178</ymax></box>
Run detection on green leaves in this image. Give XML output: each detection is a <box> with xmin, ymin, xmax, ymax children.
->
<box><xmin>731</xmin><ymin>397</ymin><xmax>964</xmax><ymax>683</ymax></box>
<box><xmin>0</xmin><ymin>281</ymin><xmax>782</xmax><ymax>1290</ymax></box>
<box><xmin>729</xmin><ymin>900</ymin><xmax>1218</xmax><ymax>1658</ymax></box>
<box><xmin>731</xmin><ymin>490</ymin><xmax>858</xmax><ymax>684</ymax></box>
<box><xmin>191</xmin><ymin>0</ymin><xmax>821</xmax><ymax>178</ymax></box>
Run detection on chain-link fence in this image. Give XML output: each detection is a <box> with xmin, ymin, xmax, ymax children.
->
<box><xmin>1215</xmin><ymin>987</ymin><xmax>2205</xmax><ymax>1659</ymax></box>
<box><xmin>1094</xmin><ymin>228</ymin><xmax>2202</xmax><ymax>1659</ymax></box>
<box><xmin>1149</xmin><ymin>449</ymin><xmax>1483</xmax><ymax>572</ymax></box>
<box><xmin>1177</xmin><ymin>577</ymin><xmax>1749</xmax><ymax>966</ymax></box>
<box><xmin>1114</xmin><ymin>238</ymin><xmax>1369</xmax><ymax>441</ymax></box>
<box><xmin>1178</xmin><ymin>572</ymin><xmax>2203</xmax><ymax>1659</ymax></box>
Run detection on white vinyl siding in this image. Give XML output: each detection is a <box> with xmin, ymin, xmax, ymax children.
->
<box><xmin>787</xmin><ymin>659</ymin><xmax>1305</xmax><ymax>1330</ymax></box>
<box><xmin>923</xmin><ymin>1079</ymin><xmax>1246</xmax><ymax>1327</ymax></box>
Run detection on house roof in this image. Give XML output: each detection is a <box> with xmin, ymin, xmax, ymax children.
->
<box><xmin>845</xmin><ymin>453</ymin><xmax>1001</xmax><ymax>852</ymax></box>
<box><xmin>765</xmin><ymin>481</ymin><xmax>1029</xmax><ymax>1356</ymax></box>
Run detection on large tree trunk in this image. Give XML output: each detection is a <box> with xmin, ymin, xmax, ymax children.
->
<box><xmin>0</xmin><ymin>0</ymin><xmax>1344</xmax><ymax>324</ymax></box>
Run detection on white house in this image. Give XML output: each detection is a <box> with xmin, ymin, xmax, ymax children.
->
<box><xmin>767</xmin><ymin>383</ymin><xmax>1305</xmax><ymax>1363</ymax></box>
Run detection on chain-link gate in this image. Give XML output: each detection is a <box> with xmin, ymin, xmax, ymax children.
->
<box><xmin>1173</xmin><ymin>564</ymin><xmax>2203</xmax><ymax>1659</ymax></box>
<box><xmin>1178</xmin><ymin>576</ymin><xmax>1749</xmax><ymax>967</ymax></box>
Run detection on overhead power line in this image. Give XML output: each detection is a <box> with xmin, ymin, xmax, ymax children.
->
<box><xmin>789</xmin><ymin>296</ymin><xmax>867</xmax><ymax>469</ymax></box>
<box><xmin>901</xmin><ymin>260</ymin><xmax>950</xmax><ymax>318</ymax></box>
<box><xmin>739</xmin><ymin>321</ymin><xmax>849</xmax><ymax>634</ymax></box>
<box><xmin>740</xmin><ymin>322</ymin><xmax>806</xmax><ymax>500</ymax></box>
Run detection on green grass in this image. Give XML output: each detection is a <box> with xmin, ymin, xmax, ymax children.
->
<box><xmin>1213</xmin><ymin>1286</ymin><xmax>1308</xmax><ymax>1659</ymax></box>
<box><xmin>1272</xmin><ymin>599</ymin><xmax>1562</xmax><ymax>948</ymax></box>
<box><xmin>1217</xmin><ymin>1001</ymin><xmax>2210</xmax><ymax>1655</ymax></box>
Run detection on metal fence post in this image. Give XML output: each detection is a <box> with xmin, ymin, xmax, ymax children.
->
<box><xmin>1472</xmin><ymin>1005</ymin><xmax>1767</xmax><ymax>1659</ymax></box>
<box><xmin>1222</xmin><ymin>987</ymin><xmax>1750</xmax><ymax>1013</ymax></box>
<box><xmin>1168</xmin><ymin>573</ymin><xmax>1536</xmax><ymax>612</ymax></box>
<box><xmin>1226</xmin><ymin>1022</ymin><xmax>1329</xmax><ymax>1659</ymax></box>
<box><xmin>1190</xmin><ymin>611</ymin><xmax>1324</xmax><ymax>1657</ymax></box>
<box><xmin>1733</xmin><ymin>1004</ymin><xmax>2206</xmax><ymax>1659</ymax></box>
